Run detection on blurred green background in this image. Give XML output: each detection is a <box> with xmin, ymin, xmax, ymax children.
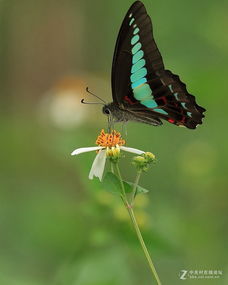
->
<box><xmin>0</xmin><ymin>0</ymin><xmax>227</xmax><ymax>284</ymax></box>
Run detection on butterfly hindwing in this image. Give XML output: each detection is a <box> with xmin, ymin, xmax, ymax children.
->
<box><xmin>111</xmin><ymin>1</ymin><xmax>205</xmax><ymax>129</ymax></box>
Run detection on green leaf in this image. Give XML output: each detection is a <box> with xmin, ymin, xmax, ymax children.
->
<box><xmin>122</xmin><ymin>181</ymin><xmax>133</xmax><ymax>193</ymax></box>
<box><xmin>123</xmin><ymin>181</ymin><xmax>150</xmax><ymax>195</ymax></box>
<box><xmin>102</xmin><ymin>172</ymin><xmax>122</xmax><ymax>195</ymax></box>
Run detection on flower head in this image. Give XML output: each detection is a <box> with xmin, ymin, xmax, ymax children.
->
<box><xmin>71</xmin><ymin>129</ymin><xmax>145</xmax><ymax>181</ymax></box>
<box><xmin>132</xmin><ymin>152</ymin><xmax>156</xmax><ymax>172</ymax></box>
<box><xmin>106</xmin><ymin>146</ymin><xmax>121</xmax><ymax>160</ymax></box>
<box><xmin>96</xmin><ymin>129</ymin><xmax>125</xmax><ymax>148</ymax></box>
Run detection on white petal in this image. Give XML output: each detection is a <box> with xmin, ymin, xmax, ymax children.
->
<box><xmin>120</xmin><ymin>146</ymin><xmax>145</xmax><ymax>155</ymax></box>
<box><xmin>71</xmin><ymin>146</ymin><xmax>103</xmax><ymax>156</ymax></box>
<box><xmin>89</xmin><ymin>150</ymin><xmax>106</xmax><ymax>181</ymax></box>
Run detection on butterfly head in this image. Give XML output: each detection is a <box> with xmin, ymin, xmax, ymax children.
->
<box><xmin>102</xmin><ymin>103</ymin><xmax>114</xmax><ymax>116</ymax></box>
<box><xmin>102</xmin><ymin>102</ymin><xmax>122</xmax><ymax>117</ymax></box>
<box><xmin>102</xmin><ymin>102</ymin><xmax>127</xmax><ymax>123</ymax></box>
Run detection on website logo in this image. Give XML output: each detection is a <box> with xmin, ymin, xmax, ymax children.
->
<box><xmin>179</xmin><ymin>269</ymin><xmax>223</xmax><ymax>280</ymax></box>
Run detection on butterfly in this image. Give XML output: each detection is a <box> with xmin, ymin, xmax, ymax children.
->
<box><xmin>101</xmin><ymin>1</ymin><xmax>206</xmax><ymax>129</ymax></box>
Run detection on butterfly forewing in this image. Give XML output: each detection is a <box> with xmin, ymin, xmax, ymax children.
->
<box><xmin>112</xmin><ymin>1</ymin><xmax>164</xmax><ymax>103</ymax></box>
<box><xmin>111</xmin><ymin>1</ymin><xmax>205</xmax><ymax>129</ymax></box>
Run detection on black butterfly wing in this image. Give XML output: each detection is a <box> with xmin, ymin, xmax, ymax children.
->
<box><xmin>111</xmin><ymin>1</ymin><xmax>164</xmax><ymax>103</ymax></box>
<box><xmin>111</xmin><ymin>1</ymin><xmax>205</xmax><ymax>129</ymax></box>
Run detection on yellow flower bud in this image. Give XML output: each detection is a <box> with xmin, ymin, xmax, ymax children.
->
<box><xmin>144</xmin><ymin>152</ymin><xmax>155</xmax><ymax>161</ymax></box>
<box><xmin>133</xmin><ymin>151</ymin><xmax>156</xmax><ymax>171</ymax></box>
<box><xmin>133</xmin><ymin>156</ymin><xmax>146</xmax><ymax>163</ymax></box>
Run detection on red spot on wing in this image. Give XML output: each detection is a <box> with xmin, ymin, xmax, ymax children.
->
<box><xmin>124</xmin><ymin>96</ymin><xmax>135</xmax><ymax>105</ymax></box>
<box><xmin>168</xmin><ymin>118</ymin><xmax>175</xmax><ymax>124</ymax></box>
<box><xmin>161</xmin><ymin>96</ymin><xmax>167</xmax><ymax>104</ymax></box>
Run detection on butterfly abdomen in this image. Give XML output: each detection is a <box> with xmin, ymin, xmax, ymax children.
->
<box><xmin>103</xmin><ymin>102</ymin><xmax>162</xmax><ymax>126</ymax></box>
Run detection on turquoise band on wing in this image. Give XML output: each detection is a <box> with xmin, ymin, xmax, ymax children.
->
<box><xmin>133</xmin><ymin>83</ymin><xmax>152</xmax><ymax>100</ymax></box>
<box><xmin>130</xmin><ymin>67</ymin><xmax>147</xmax><ymax>83</ymax></box>
<box><xmin>132</xmin><ymin>50</ymin><xmax>144</xmax><ymax>64</ymax></box>
<box><xmin>181</xmin><ymin>102</ymin><xmax>187</xmax><ymax>109</ymax></box>
<box><xmin>131</xmin><ymin>59</ymin><xmax>145</xmax><ymax>73</ymax></box>
<box><xmin>141</xmin><ymin>100</ymin><xmax>158</xmax><ymax>108</ymax></box>
<box><xmin>129</xmin><ymin>17</ymin><xmax>167</xmax><ymax>113</ymax></box>
<box><xmin>131</xmin><ymin>35</ymin><xmax>139</xmax><ymax>45</ymax></box>
<box><xmin>168</xmin><ymin>84</ymin><xmax>192</xmax><ymax>117</ymax></box>
<box><xmin>133</xmin><ymin>27</ymin><xmax>140</xmax><ymax>34</ymax></box>
<box><xmin>131</xmin><ymin>78</ymin><xmax>147</xmax><ymax>89</ymax></box>
<box><xmin>132</xmin><ymin>42</ymin><xmax>142</xmax><ymax>55</ymax></box>
<box><xmin>129</xmin><ymin>18</ymin><xmax>135</xmax><ymax>26</ymax></box>
<box><xmin>155</xmin><ymin>109</ymin><xmax>168</xmax><ymax>115</ymax></box>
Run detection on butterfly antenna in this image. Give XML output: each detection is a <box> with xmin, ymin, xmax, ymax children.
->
<box><xmin>81</xmin><ymin>87</ymin><xmax>106</xmax><ymax>105</ymax></box>
<box><xmin>81</xmin><ymin>99</ymin><xmax>104</xmax><ymax>105</ymax></box>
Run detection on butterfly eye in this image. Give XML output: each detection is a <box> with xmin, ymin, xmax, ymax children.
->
<box><xmin>103</xmin><ymin>108</ymin><xmax>111</xmax><ymax>115</ymax></box>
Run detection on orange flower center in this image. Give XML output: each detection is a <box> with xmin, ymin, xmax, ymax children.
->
<box><xmin>96</xmin><ymin>129</ymin><xmax>125</xmax><ymax>148</ymax></box>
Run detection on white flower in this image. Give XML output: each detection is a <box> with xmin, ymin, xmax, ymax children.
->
<box><xmin>71</xmin><ymin>129</ymin><xmax>145</xmax><ymax>181</ymax></box>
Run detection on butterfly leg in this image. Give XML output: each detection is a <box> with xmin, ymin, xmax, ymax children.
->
<box><xmin>121</xmin><ymin>121</ymin><xmax>128</xmax><ymax>138</ymax></box>
<box><xmin>107</xmin><ymin>114</ymin><xmax>115</xmax><ymax>133</ymax></box>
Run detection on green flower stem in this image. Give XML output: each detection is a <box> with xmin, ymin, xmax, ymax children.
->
<box><xmin>131</xmin><ymin>170</ymin><xmax>142</xmax><ymax>205</ymax></box>
<box><xmin>127</xmin><ymin>207</ymin><xmax>162</xmax><ymax>285</ymax></box>
<box><xmin>115</xmin><ymin>163</ymin><xmax>162</xmax><ymax>285</ymax></box>
<box><xmin>110</xmin><ymin>161</ymin><xmax>114</xmax><ymax>174</ymax></box>
<box><xmin>115</xmin><ymin>163</ymin><xmax>127</xmax><ymax>200</ymax></box>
